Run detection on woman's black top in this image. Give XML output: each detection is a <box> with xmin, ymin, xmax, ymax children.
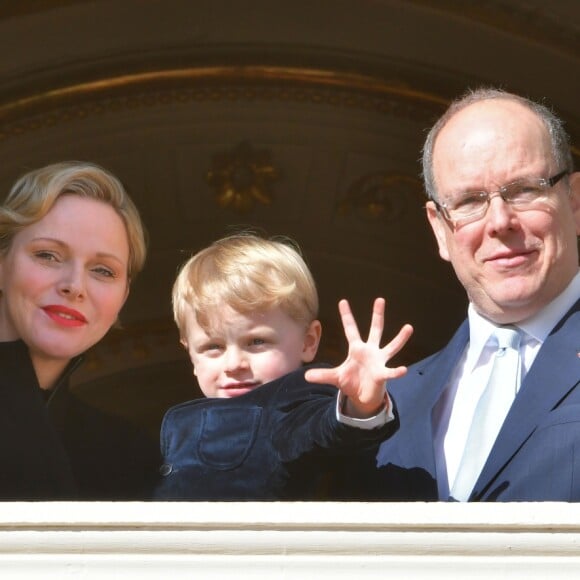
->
<box><xmin>0</xmin><ymin>340</ymin><xmax>159</xmax><ymax>500</ymax></box>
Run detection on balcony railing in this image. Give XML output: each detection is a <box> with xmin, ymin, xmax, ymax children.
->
<box><xmin>1</xmin><ymin>502</ymin><xmax>579</xmax><ymax>578</ymax></box>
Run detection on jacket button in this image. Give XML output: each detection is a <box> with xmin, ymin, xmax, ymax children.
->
<box><xmin>159</xmin><ymin>463</ymin><xmax>173</xmax><ymax>476</ymax></box>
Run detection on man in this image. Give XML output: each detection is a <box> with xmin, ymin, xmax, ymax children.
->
<box><xmin>369</xmin><ymin>88</ymin><xmax>579</xmax><ymax>501</ymax></box>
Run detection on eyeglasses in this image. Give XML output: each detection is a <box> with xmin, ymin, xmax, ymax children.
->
<box><xmin>434</xmin><ymin>170</ymin><xmax>569</xmax><ymax>227</ymax></box>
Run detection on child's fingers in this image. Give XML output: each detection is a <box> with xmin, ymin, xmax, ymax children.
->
<box><xmin>382</xmin><ymin>365</ymin><xmax>408</xmax><ymax>381</ymax></box>
<box><xmin>338</xmin><ymin>299</ymin><xmax>362</xmax><ymax>343</ymax></box>
<box><xmin>304</xmin><ymin>367</ymin><xmax>339</xmax><ymax>386</ymax></box>
<box><xmin>367</xmin><ymin>297</ymin><xmax>386</xmax><ymax>344</ymax></box>
<box><xmin>382</xmin><ymin>324</ymin><xmax>414</xmax><ymax>360</ymax></box>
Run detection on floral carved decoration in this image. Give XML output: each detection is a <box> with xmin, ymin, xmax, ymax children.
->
<box><xmin>340</xmin><ymin>172</ymin><xmax>423</xmax><ymax>221</ymax></box>
<box><xmin>205</xmin><ymin>141</ymin><xmax>279</xmax><ymax>213</ymax></box>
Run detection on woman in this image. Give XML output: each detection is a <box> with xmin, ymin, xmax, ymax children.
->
<box><xmin>0</xmin><ymin>161</ymin><xmax>157</xmax><ymax>499</ymax></box>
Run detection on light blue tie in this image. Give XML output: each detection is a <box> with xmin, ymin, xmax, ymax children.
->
<box><xmin>451</xmin><ymin>326</ymin><xmax>522</xmax><ymax>502</ymax></box>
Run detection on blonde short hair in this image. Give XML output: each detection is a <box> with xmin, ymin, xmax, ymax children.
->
<box><xmin>173</xmin><ymin>233</ymin><xmax>318</xmax><ymax>338</ymax></box>
<box><xmin>0</xmin><ymin>161</ymin><xmax>147</xmax><ymax>280</ymax></box>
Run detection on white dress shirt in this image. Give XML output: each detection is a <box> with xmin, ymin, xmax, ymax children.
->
<box><xmin>434</xmin><ymin>271</ymin><xmax>580</xmax><ymax>497</ymax></box>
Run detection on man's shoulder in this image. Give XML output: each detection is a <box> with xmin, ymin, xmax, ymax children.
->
<box><xmin>407</xmin><ymin>320</ymin><xmax>469</xmax><ymax>370</ymax></box>
<box><xmin>388</xmin><ymin>319</ymin><xmax>470</xmax><ymax>397</ymax></box>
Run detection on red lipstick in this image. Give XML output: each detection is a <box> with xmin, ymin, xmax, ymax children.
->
<box><xmin>43</xmin><ymin>305</ymin><xmax>87</xmax><ymax>327</ymax></box>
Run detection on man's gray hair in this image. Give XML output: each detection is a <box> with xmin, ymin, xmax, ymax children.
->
<box><xmin>421</xmin><ymin>88</ymin><xmax>574</xmax><ymax>201</ymax></box>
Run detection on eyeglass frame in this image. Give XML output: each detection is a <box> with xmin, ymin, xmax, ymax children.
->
<box><xmin>433</xmin><ymin>169</ymin><xmax>569</xmax><ymax>228</ymax></box>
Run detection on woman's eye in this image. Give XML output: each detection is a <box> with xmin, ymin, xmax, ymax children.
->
<box><xmin>34</xmin><ymin>251</ymin><xmax>58</xmax><ymax>262</ymax></box>
<box><xmin>93</xmin><ymin>266</ymin><xmax>115</xmax><ymax>278</ymax></box>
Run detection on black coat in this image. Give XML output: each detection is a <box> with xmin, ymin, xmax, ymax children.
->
<box><xmin>0</xmin><ymin>340</ymin><xmax>160</xmax><ymax>500</ymax></box>
<box><xmin>0</xmin><ymin>341</ymin><xmax>77</xmax><ymax>499</ymax></box>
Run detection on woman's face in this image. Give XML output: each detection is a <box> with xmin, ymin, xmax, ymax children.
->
<box><xmin>0</xmin><ymin>195</ymin><xmax>130</xmax><ymax>371</ymax></box>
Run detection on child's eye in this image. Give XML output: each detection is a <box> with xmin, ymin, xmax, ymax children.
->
<box><xmin>204</xmin><ymin>344</ymin><xmax>223</xmax><ymax>353</ymax></box>
<box><xmin>250</xmin><ymin>338</ymin><xmax>267</xmax><ymax>347</ymax></box>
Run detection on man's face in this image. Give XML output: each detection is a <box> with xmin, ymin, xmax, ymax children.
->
<box><xmin>426</xmin><ymin>99</ymin><xmax>580</xmax><ymax>324</ymax></box>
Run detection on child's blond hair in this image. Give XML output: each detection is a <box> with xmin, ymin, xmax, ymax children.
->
<box><xmin>173</xmin><ymin>233</ymin><xmax>318</xmax><ymax>338</ymax></box>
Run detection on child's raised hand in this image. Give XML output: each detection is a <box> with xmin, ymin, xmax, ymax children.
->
<box><xmin>304</xmin><ymin>298</ymin><xmax>413</xmax><ymax>418</ymax></box>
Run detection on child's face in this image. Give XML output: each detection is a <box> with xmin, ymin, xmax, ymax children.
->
<box><xmin>182</xmin><ymin>304</ymin><xmax>321</xmax><ymax>398</ymax></box>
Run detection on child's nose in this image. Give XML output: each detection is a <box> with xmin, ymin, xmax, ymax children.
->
<box><xmin>225</xmin><ymin>347</ymin><xmax>248</xmax><ymax>371</ymax></box>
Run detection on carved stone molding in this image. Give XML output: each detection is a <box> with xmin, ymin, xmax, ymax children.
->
<box><xmin>0</xmin><ymin>65</ymin><xmax>576</xmax><ymax>160</ymax></box>
<box><xmin>0</xmin><ymin>66</ymin><xmax>450</xmax><ymax>140</ymax></box>
<box><xmin>206</xmin><ymin>141</ymin><xmax>279</xmax><ymax>213</ymax></box>
<box><xmin>340</xmin><ymin>172</ymin><xmax>424</xmax><ymax>222</ymax></box>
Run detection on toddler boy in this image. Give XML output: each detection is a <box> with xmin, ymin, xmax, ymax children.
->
<box><xmin>155</xmin><ymin>233</ymin><xmax>411</xmax><ymax>499</ymax></box>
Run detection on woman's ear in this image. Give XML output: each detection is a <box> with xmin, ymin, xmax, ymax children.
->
<box><xmin>301</xmin><ymin>319</ymin><xmax>322</xmax><ymax>363</ymax></box>
<box><xmin>122</xmin><ymin>283</ymin><xmax>130</xmax><ymax>306</ymax></box>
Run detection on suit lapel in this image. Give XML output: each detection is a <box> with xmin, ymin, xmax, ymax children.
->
<box><xmin>474</xmin><ymin>300</ymin><xmax>580</xmax><ymax>498</ymax></box>
<box><xmin>388</xmin><ymin>321</ymin><xmax>469</xmax><ymax>476</ymax></box>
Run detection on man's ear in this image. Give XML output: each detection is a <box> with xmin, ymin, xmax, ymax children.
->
<box><xmin>426</xmin><ymin>201</ymin><xmax>451</xmax><ymax>262</ymax></box>
<box><xmin>568</xmin><ymin>172</ymin><xmax>580</xmax><ymax>235</ymax></box>
<box><xmin>301</xmin><ymin>319</ymin><xmax>322</xmax><ymax>363</ymax></box>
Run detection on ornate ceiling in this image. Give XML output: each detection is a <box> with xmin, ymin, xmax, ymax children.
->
<box><xmin>0</xmin><ymin>0</ymin><xmax>577</xmax><ymax>434</ymax></box>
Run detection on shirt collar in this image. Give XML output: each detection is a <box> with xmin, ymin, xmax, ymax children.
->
<box><xmin>465</xmin><ymin>306</ymin><xmax>498</xmax><ymax>372</ymax></box>
<box><xmin>465</xmin><ymin>269</ymin><xmax>580</xmax><ymax>371</ymax></box>
<box><xmin>519</xmin><ymin>270</ymin><xmax>580</xmax><ymax>343</ymax></box>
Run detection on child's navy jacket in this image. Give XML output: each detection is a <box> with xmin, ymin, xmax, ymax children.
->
<box><xmin>154</xmin><ymin>365</ymin><xmax>392</xmax><ymax>500</ymax></box>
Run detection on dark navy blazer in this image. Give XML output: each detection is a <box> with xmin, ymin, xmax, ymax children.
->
<box><xmin>368</xmin><ymin>300</ymin><xmax>580</xmax><ymax>502</ymax></box>
<box><xmin>154</xmin><ymin>365</ymin><xmax>392</xmax><ymax>500</ymax></box>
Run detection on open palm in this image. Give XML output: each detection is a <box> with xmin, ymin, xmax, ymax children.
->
<box><xmin>305</xmin><ymin>298</ymin><xmax>413</xmax><ymax>418</ymax></box>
